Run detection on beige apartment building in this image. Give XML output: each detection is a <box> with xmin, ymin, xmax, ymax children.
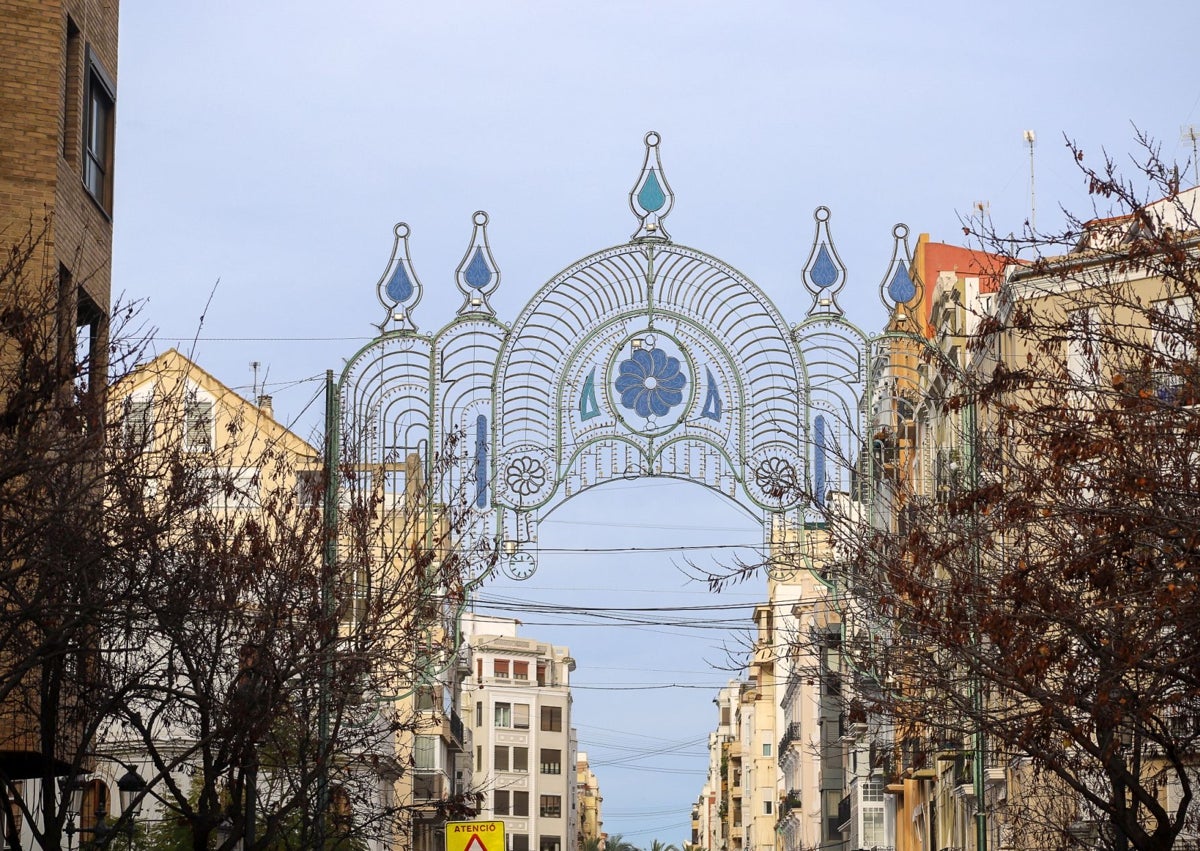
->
<box><xmin>850</xmin><ymin>189</ymin><xmax>1200</xmax><ymax>851</ymax></box>
<box><xmin>696</xmin><ymin>545</ymin><xmax>815</xmax><ymax>851</ymax></box>
<box><xmin>463</xmin><ymin>614</ymin><xmax>577</xmax><ymax>851</ymax></box>
<box><xmin>576</xmin><ymin>752</ymin><xmax>603</xmax><ymax>847</ymax></box>
<box><xmin>104</xmin><ymin>349</ymin><xmax>478</xmax><ymax>851</ymax></box>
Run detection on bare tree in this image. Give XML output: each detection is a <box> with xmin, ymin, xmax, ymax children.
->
<box><xmin>0</xmin><ymin>218</ymin><xmax>162</xmax><ymax>851</ymax></box>
<box><xmin>823</xmin><ymin>135</ymin><xmax>1200</xmax><ymax>851</ymax></box>
<box><xmin>100</xmin><ymin>359</ymin><xmax>491</xmax><ymax>851</ymax></box>
<box><xmin>1</xmin><ymin>222</ymin><xmax>491</xmax><ymax>850</ymax></box>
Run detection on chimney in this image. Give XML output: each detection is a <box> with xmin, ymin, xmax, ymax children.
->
<box><xmin>257</xmin><ymin>395</ymin><xmax>273</xmax><ymax>418</ymax></box>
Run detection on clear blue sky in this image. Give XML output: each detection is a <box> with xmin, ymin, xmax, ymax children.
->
<box><xmin>114</xmin><ymin>1</ymin><xmax>1200</xmax><ymax>843</ymax></box>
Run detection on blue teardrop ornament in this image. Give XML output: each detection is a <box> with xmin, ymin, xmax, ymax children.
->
<box><xmin>464</xmin><ymin>247</ymin><xmax>492</xmax><ymax>290</ymax></box>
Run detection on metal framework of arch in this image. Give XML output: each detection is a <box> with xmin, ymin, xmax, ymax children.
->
<box><xmin>337</xmin><ymin>132</ymin><xmax>919</xmax><ymax>582</ymax></box>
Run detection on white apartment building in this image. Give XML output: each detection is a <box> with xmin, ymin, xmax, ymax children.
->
<box><xmin>462</xmin><ymin>615</ymin><xmax>578</xmax><ymax>851</ymax></box>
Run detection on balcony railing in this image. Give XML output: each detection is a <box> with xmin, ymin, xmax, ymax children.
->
<box><xmin>836</xmin><ymin>794</ymin><xmax>850</xmax><ymax>830</ymax></box>
<box><xmin>448</xmin><ymin>709</ymin><xmax>464</xmax><ymax>747</ymax></box>
<box><xmin>778</xmin><ymin>722</ymin><xmax>802</xmax><ymax>755</ymax></box>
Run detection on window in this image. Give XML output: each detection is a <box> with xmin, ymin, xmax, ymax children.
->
<box><xmin>541</xmin><ymin>705</ymin><xmax>562</xmax><ymax>732</ymax></box>
<box><xmin>1067</xmin><ymin>307</ymin><xmax>1101</xmax><ymax>386</ymax></box>
<box><xmin>540</xmin><ymin>748</ymin><xmax>561</xmax><ymax>775</ymax></box>
<box><xmin>512</xmin><ymin>791</ymin><xmax>529</xmax><ymax>817</ymax></box>
<box><xmin>764</xmin><ymin>801</ymin><xmax>773</xmax><ymax>815</ymax></box>
<box><xmin>475</xmin><ymin>746</ymin><xmax>481</xmax><ymax>771</ymax></box>
<box><xmin>123</xmin><ymin>395</ymin><xmax>154</xmax><ymax>447</ymax></box>
<box><xmin>493</xmin><ymin>790</ymin><xmax>509</xmax><ymax>816</ymax></box>
<box><xmin>184</xmin><ymin>394</ymin><xmax>214</xmax><ymax>452</ymax></box>
<box><xmin>513</xmin><ymin>660</ymin><xmax>529</xmax><ymax>680</ymax></box>
<box><xmin>512</xmin><ymin>835</ymin><xmax>529</xmax><ymax>851</ymax></box>
<box><xmin>862</xmin><ymin>807</ymin><xmax>886</xmax><ymax>848</ymax></box>
<box><xmin>413</xmin><ymin>736</ymin><xmax>436</xmax><ymax>771</ymax></box>
<box><xmin>477</xmin><ymin>658</ymin><xmax>483</xmax><ymax>679</ymax></box>
<box><xmin>762</xmin><ymin>743</ymin><xmax>772</xmax><ymax>757</ymax></box>
<box><xmin>536</xmin><ymin>662</ymin><xmax>547</xmax><ymax>686</ymax></box>
<box><xmin>4</xmin><ymin>780</ymin><xmax>23</xmax><ymax>839</ymax></box>
<box><xmin>1153</xmin><ymin>296</ymin><xmax>1195</xmax><ymax>400</ymax></box>
<box><xmin>514</xmin><ymin>703</ymin><xmax>530</xmax><ymax>729</ymax></box>
<box><xmin>82</xmin><ymin>47</ymin><xmax>115</xmax><ymax>211</ymax></box>
<box><xmin>416</xmin><ymin>686</ymin><xmax>436</xmax><ymax>712</ymax></box>
<box><xmin>513</xmin><ymin>747</ymin><xmax>528</xmax><ymax>772</ymax></box>
<box><xmin>494</xmin><ymin>659</ymin><xmax>509</xmax><ymax>678</ymax></box>
<box><xmin>210</xmin><ymin>467</ymin><xmax>259</xmax><ymax>511</ymax></box>
<box><xmin>296</xmin><ymin>469</ymin><xmax>322</xmax><ymax>507</ymax></box>
<box><xmin>539</xmin><ymin>837</ymin><xmax>561</xmax><ymax>851</ymax></box>
<box><xmin>494</xmin><ymin>745</ymin><xmax>509</xmax><ymax>772</ymax></box>
<box><xmin>824</xmin><ymin>790</ymin><xmax>841</xmax><ymax>840</ymax></box>
<box><xmin>341</xmin><ymin>566</ymin><xmax>370</xmax><ymax>629</ymax></box>
<box><xmin>540</xmin><ymin>795</ymin><xmax>562</xmax><ymax>818</ymax></box>
<box><xmin>494</xmin><ymin>702</ymin><xmax>511</xmax><ymax>728</ymax></box>
<box><xmin>475</xmin><ymin>701</ymin><xmax>482</xmax><ymax>728</ymax></box>
<box><xmin>74</xmin><ymin>286</ymin><xmax>102</xmax><ymax>399</ymax></box>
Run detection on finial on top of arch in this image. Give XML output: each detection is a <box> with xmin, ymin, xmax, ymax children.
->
<box><xmin>629</xmin><ymin>131</ymin><xmax>674</xmax><ymax>242</ymax></box>
<box><xmin>456</xmin><ymin>211</ymin><xmax>501</xmax><ymax>317</ymax></box>
<box><xmin>803</xmin><ymin>206</ymin><xmax>849</xmax><ymax>317</ymax></box>
<box><xmin>376</xmin><ymin>222</ymin><xmax>423</xmax><ymax>332</ymax></box>
<box><xmin>878</xmin><ymin>223</ymin><xmax>921</xmax><ymax>324</ymax></box>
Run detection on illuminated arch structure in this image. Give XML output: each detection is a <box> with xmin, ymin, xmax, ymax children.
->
<box><xmin>338</xmin><ymin>132</ymin><xmax>919</xmax><ymax>582</ymax></box>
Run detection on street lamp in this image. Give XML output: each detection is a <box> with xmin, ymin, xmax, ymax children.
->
<box><xmin>60</xmin><ymin>766</ymin><xmax>146</xmax><ymax>849</ymax></box>
<box><xmin>117</xmin><ymin>767</ymin><xmax>148</xmax><ymax>826</ymax></box>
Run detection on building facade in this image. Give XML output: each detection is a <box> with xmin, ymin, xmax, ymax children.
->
<box><xmin>576</xmin><ymin>752</ymin><xmax>602</xmax><ymax>847</ymax></box>
<box><xmin>0</xmin><ymin>0</ymin><xmax>118</xmax><ymax>389</ymax></box>
<box><xmin>100</xmin><ymin>349</ymin><xmax>470</xmax><ymax>851</ymax></box>
<box><xmin>0</xmin><ymin>0</ymin><xmax>120</xmax><ymax>797</ymax></box>
<box><xmin>463</xmin><ymin>615</ymin><xmax>578</xmax><ymax>851</ymax></box>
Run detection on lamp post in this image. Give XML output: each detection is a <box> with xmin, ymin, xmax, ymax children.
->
<box><xmin>116</xmin><ymin>766</ymin><xmax>148</xmax><ymax>846</ymax></box>
<box><xmin>60</xmin><ymin>765</ymin><xmax>146</xmax><ymax>850</ymax></box>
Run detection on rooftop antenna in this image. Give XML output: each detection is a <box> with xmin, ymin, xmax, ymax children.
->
<box><xmin>1182</xmin><ymin>125</ymin><xmax>1199</xmax><ymax>188</ymax></box>
<box><xmin>1023</xmin><ymin>130</ymin><xmax>1037</xmax><ymax>232</ymax></box>
<box><xmin>250</xmin><ymin>361</ymin><xmax>261</xmax><ymax>397</ymax></box>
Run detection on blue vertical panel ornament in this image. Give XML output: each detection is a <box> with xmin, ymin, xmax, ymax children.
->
<box><xmin>802</xmin><ymin>207</ymin><xmax>848</xmax><ymax>316</ymax></box>
<box><xmin>475</xmin><ymin>415</ymin><xmax>489</xmax><ymax>508</ymax></box>
<box><xmin>455</xmin><ymin>211</ymin><xmax>502</xmax><ymax>316</ymax></box>
<box><xmin>701</xmin><ymin>367</ymin><xmax>722</xmax><ymax>421</ymax></box>
<box><xmin>579</xmin><ymin>368</ymin><xmax>601</xmax><ymax>421</ymax></box>
<box><xmin>813</xmin><ymin>414</ymin><xmax>827</xmax><ymax>506</ymax></box>
<box><xmin>629</xmin><ymin>131</ymin><xmax>674</xmax><ymax>241</ymax></box>
<box><xmin>878</xmin><ymin>223</ymin><xmax>921</xmax><ymax>321</ymax></box>
<box><xmin>374</xmin><ymin>222</ymin><xmax>424</xmax><ymax>331</ymax></box>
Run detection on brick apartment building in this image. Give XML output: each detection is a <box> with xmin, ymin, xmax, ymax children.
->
<box><xmin>0</xmin><ymin>0</ymin><xmax>119</xmax><ymax>786</ymax></box>
<box><xmin>1</xmin><ymin>0</ymin><xmax>118</xmax><ymax>391</ymax></box>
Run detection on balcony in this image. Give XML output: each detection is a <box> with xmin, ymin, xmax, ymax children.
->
<box><xmin>449</xmin><ymin>709</ymin><xmax>464</xmax><ymax>747</ymax></box>
<box><xmin>778</xmin><ymin>721</ymin><xmax>802</xmax><ymax>755</ymax></box>
<box><xmin>412</xmin><ymin>770</ymin><xmax>448</xmax><ymax>801</ymax></box>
